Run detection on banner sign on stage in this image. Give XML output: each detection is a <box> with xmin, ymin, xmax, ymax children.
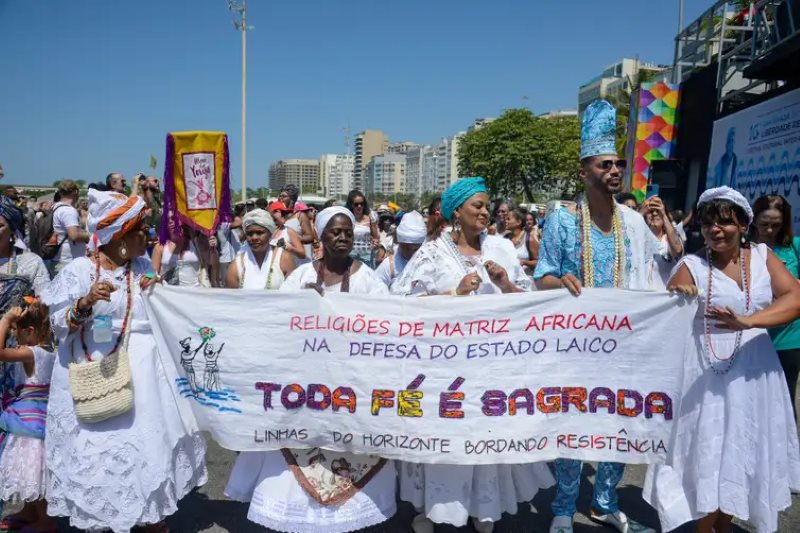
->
<box><xmin>706</xmin><ymin>87</ymin><xmax>800</xmax><ymax>234</ymax></box>
<box><xmin>145</xmin><ymin>286</ymin><xmax>696</xmax><ymax>465</ymax></box>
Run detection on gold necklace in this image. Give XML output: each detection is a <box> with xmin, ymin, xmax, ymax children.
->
<box><xmin>580</xmin><ymin>198</ymin><xmax>624</xmax><ymax>288</ymax></box>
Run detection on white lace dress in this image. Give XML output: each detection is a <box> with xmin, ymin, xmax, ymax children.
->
<box><xmin>0</xmin><ymin>346</ymin><xmax>55</xmax><ymax>503</ymax></box>
<box><xmin>390</xmin><ymin>233</ymin><xmax>555</xmax><ymax>526</ymax></box>
<box><xmin>643</xmin><ymin>244</ymin><xmax>800</xmax><ymax>532</ymax></box>
<box><xmin>225</xmin><ymin>262</ymin><xmax>397</xmax><ymax>533</ymax></box>
<box><xmin>40</xmin><ymin>257</ymin><xmax>208</xmax><ymax>532</ymax></box>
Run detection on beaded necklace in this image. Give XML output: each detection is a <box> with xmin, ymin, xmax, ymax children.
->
<box><xmin>578</xmin><ymin>197</ymin><xmax>624</xmax><ymax>288</ymax></box>
<box><xmin>238</xmin><ymin>247</ymin><xmax>279</xmax><ymax>290</ymax></box>
<box><xmin>80</xmin><ymin>257</ymin><xmax>133</xmax><ymax>362</ymax></box>
<box><xmin>703</xmin><ymin>247</ymin><xmax>750</xmax><ymax>374</ymax></box>
<box><xmin>445</xmin><ymin>231</ymin><xmax>481</xmax><ymax>276</ymax></box>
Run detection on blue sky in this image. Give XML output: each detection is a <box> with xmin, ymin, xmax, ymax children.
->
<box><xmin>0</xmin><ymin>0</ymin><xmax>709</xmax><ymax>189</ymax></box>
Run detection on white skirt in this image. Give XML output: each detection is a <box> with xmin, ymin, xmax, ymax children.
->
<box><xmin>0</xmin><ymin>435</ymin><xmax>46</xmax><ymax>503</ymax></box>
<box><xmin>225</xmin><ymin>450</ymin><xmax>397</xmax><ymax>533</ymax></box>
<box><xmin>643</xmin><ymin>331</ymin><xmax>800</xmax><ymax>532</ymax></box>
<box><xmin>45</xmin><ymin>330</ymin><xmax>208</xmax><ymax>533</ymax></box>
<box><xmin>399</xmin><ymin>462</ymin><xmax>555</xmax><ymax>526</ymax></box>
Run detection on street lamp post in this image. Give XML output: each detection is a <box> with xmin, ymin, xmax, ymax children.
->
<box><xmin>228</xmin><ymin>0</ymin><xmax>253</xmax><ymax>203</ymax></box>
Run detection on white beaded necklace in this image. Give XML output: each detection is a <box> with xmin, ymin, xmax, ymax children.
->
<box><xmin>578</xmin><ymin>197</ymin><xmax>624</xmax><ymax>288</ymax></box>
<box><xmin>703</xmin><ymin>247</ymin><xmax>750</xmax><ymax>374</ymax></box>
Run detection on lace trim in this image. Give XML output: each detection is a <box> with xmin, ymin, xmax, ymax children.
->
<box><xmin>46</xmin><ymin>432</ymin><xmax>207</xmax><ymax>532</ymax></box>
<box><xmin>247</xmin><ymin>499</ymin><xmax>395</xmax><ymax>533</ymax></box>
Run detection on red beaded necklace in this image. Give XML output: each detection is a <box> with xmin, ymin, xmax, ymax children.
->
<box><xmin>703</xmin><ymin>247</ymin><xmax>750</xmax><ymax>374</ymax></box>
<box><xmin>80</xmin><ymin>255</ymin><xmax>134</xmax><ymax>362</ymax></box>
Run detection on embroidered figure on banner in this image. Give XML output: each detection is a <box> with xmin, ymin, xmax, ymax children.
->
<box><xmin>203</xmin><ymin>341</ymin><xmax>224</xmax><ymax>392</ymax></box>
<box><xmin>174</xmin><ymin>326</ymin><xmax>241</xmax><ymax>413</ymax></box>
<box><xmin>179</xmin><ymin>336</ymin><xmax>201</xmax><ymax>392</ymax></box>
<box><xmin>181</xmin><ymin>152</ymin><xmax>217</xmax><ymax>210</ymax></box>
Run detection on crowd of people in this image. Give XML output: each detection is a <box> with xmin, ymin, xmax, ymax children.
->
<box><xmin>0</xmin><ymin>98</ymin><xmax>799</xmax><ymax>533</ymax></box>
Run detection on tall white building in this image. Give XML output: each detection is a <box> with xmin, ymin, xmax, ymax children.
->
<box><xmin>366</xmin><ymin>153</ymin><xmax>406</xmax><ymax>195</ymax></box>
<box><xmin>408</xmin><ymin>135</ymin><xmax>464</xmax><ymax>196</ymax></box>
<box><xmin>387</xmin><ymin>141</ymin><xmax>419</xmax><ymax>154</ymax></box>
<box><xmin>578</xmin><ymin>58</ymin><xmax>668</xmax><ymax>114</ymax></box>
<box><xmin>268</xmin><ymin>159</ymin><xmax>320</xmax><ymax>192</ymax></box>
<box><xmin>405</xmin><ymin>146</ymin><xmax>425</xmax><ymax>197</ymax></box>
<box><xmin>319</xmin><ymin>154</ymin><xmax>354</xmax><ymax>197</ymax></box>
<box><xmin>353</xmin><ymin>130</ymin><xmax>389</xmax><ymax>191</ymax></box>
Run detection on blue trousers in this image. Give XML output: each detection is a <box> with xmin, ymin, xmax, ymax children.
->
<box><xmin>551</xmin><ymin>459</ymin><xmax>625</xmax><ymax>517</ymax></box>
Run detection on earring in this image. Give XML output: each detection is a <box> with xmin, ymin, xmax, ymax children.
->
<box><xmin>120</xmin><ymin>244</ymin><xmax>128</xmax><ymax>259</ymax></box>
<box><xmin>741</xmin><ymin>235</ymin><xmax>747</xmax><ymax>245</ymax></box>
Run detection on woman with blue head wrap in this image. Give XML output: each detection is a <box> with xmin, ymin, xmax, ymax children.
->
<box><xmin>390</xmin><ymin>178</ymin><xmax>554</xmax><ymax>532</ymax></box>
<box><xmin>0</xmin><ymin>196</ymin><xmax>49</xmax><ymax>294</ymax></box>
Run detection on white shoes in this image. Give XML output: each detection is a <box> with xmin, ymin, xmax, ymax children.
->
<box><xmin>549</xmin><ymin>515</ymin><xmax>574</xmax><ymax>533</ymax></box>
<box><xmin>411</xmin><ymin>514</ymin><xmax>434</xmax><ymax>533</ymax></box>
<box><xmin>589</xmin><ymin>510</ymin><xmax>655</xmax><ymax>533</ymax></box>
<box><xmin>471</xmin><ymin>517</ymin><xmax>495</xmax><ymax>533</ymax></box>
<box><xmin>412</xmin><ymin>513</ymin><xmax>495</xmax><ymax>533</ymax></box>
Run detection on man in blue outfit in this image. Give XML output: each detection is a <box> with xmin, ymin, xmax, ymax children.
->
<box><xmin>535</xmin><ymin>100</ymin><xmax>682</xmax><ymax>533</ymax></box>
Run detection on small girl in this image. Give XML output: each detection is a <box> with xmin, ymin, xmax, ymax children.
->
<box><xmin>0</xmin><ymin>300</ymin><xmax>57</xmax><ymax>533</ymax></box>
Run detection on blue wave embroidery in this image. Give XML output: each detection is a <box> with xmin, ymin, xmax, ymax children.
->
<box><xmin>175</xmin><ymin>377</ymin><xmax>242</xmax><ymax>414</ymax></box>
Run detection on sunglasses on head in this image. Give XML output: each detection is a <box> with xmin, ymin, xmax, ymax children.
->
<box><xmin>599</xmin><ymin>159</ymin><xmax>627</xmax><ymax>171</ymax></box>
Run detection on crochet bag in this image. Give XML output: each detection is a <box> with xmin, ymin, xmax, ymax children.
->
<box><xmin>68</xmin><ymin>266</ymin><xmax>134</xmax><ymax>424</ymax></box>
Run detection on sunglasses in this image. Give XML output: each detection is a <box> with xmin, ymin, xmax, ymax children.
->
<box><xmin>353</xmin><ymin>202</ymin><xmax>365</xmax><ymax>207</ymax></box>
<box><xmin>599</xmin><ymin>159</ymin><xmax>627</xmax><ymax>171</ymax></box>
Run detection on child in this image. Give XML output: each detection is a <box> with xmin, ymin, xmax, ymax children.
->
<box><xmin>0</xmin><ymin>300</ymin><xmax>57</xmax><ymax>533</ymax></box>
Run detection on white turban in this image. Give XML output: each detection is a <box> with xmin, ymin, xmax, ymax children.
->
<box><xmin>242</xmin><ymin>208</ymin><xmax>276</xmax><ymax>234</ymax></box>
<box><xmin>396</xmin><ymin>211</ymin><xmax>426</xmax><ymax>244</ymax></box>
<box><xmin>88</xmin><ymin>189</ymin><xmax>147</xmax><ymax>246</ymax></box>
<box><xmin>315</xmin><ymin>206</ymin><xmax>356</xmax><ymax>237</ymax></box>
<box><xmin>698</xmin><ymin>186</ymin><xmax>753</xmax><ymax>224</ymax></box>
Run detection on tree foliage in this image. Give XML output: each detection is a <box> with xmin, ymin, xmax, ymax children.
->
<box><xmin>458</xmin><ymin>108</ymin><xmax>581</xmax><ymax>202</ymax></box>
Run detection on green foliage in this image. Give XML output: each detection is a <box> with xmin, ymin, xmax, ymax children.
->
<box><xmin>458</xmin><ymin>108</ymin><xmax>581</xmax><ymax>201</ymax></box>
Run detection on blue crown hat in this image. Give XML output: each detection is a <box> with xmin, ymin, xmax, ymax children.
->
<box><xmin>580</xmin><ymin>100</ymin><xmax>618</xmax><ymax>160</ymax></box>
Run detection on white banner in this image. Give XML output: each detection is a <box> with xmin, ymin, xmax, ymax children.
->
<box><xmin>145</xmin><ymin>285</ymin><xmax>696</xmax><ymax>465</ymax></box>
<box><xmin>707</xmin><ymin>87</ymin><xmax>800</xmax><ymax>234</ymax></box>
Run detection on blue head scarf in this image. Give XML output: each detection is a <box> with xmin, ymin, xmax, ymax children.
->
<box><xmin>0</xmin><ymin>196</ymin><xmax>24</xmax><ymax>236</ymax></box>
<box><xmin>580</xmin><ymin>100</ymin><xmax>617</xmax><ymax>160</ymax></box>
<box><xmin>441</xmin><ymin>177</ymin><xmax>488</xmax><ymax>222</ymax></box>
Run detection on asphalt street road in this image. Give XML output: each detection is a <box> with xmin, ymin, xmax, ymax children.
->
<box><xmin>10</xmin><ymin>436</ymin><xmax>791</xmax><ymax>532</ymax></box>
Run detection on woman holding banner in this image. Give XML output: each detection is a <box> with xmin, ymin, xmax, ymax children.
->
<box><xmin>390</xmin><ymin>177</ymin><xmax>554</xmax><ymax>533</ymax></box>
<box><xmin>41</xmin><ymin>190</ymin><xmax>208</xmax><ymax>533</ymax></box>
<box><xmin>645</xmin><ymin>186</ymin><xmax>800</xmax><ymax>533</ymax></box>
<box><xmin>224</xmin><ymin>206</ymin><xmax>396</xmax><ymax>533</ymax></box>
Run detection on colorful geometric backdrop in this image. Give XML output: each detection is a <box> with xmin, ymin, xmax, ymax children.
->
<box><xmin>625</xmin><ymin>82</ymin><xmax>681</xmax><ymax>203</ymax></box>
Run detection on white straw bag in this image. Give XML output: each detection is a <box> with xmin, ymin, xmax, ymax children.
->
<box><xmin>68</xmin><ymin>269</ymin><xmax>135</xmax><ymax>424</ymax></box>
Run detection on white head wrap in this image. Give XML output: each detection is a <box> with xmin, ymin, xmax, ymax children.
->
<box><xmin>315</xmin><ymin>206</ymin><xmax>356</xmax><ymax>237</ymax></box>
<box><xmin>88</xmin><ymin>189</ymin><xmax>147</xmax><ymax>246</ymax></box>
<box><xmin>395</xmin><ymin>211</ymin><xmax>426</xmax><ymax>244</ymax></box>
<box><xmin>697</xmin><ymin>186</ymin><xmax>753</xmax><ymax>224</ymax></box>
<box><xmin>242</xmin><ymin>208</ymin><xmax>276</xmax><ymax>234</ymax></box>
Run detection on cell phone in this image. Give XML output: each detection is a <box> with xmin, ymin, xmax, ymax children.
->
<box><xmin>646</xmin><ymin>183</ymin><xmax>660</xmax><ymax>199</ymax></box>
